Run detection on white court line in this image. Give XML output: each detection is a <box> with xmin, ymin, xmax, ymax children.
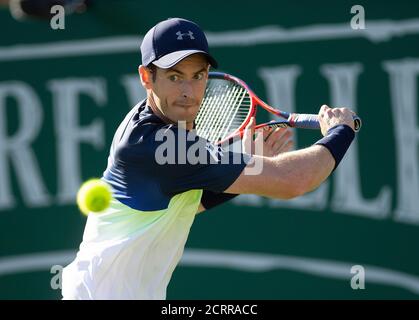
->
<box><xmin>0</xmin><ymin>249</ymin><xmax>419</xmax><ymax>295</ymax></box>
<box><xmin>0</xmin><ymin>19</ymin><xmax>419</xmax><ymax>61</ymax></box>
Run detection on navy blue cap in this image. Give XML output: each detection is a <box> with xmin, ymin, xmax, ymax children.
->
<box><xmin>141</xmin><ymin>18</ymin><xmax>218</xmax><ymax>69</ymax></box>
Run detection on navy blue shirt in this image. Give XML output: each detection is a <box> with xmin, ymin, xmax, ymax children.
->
<box><xmin>103</xmin><ymin>100</ymin><xmax>250</xmax><ymax>211</ymax></box>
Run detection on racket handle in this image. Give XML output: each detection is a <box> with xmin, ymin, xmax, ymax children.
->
<box><xmin>289</xmin><ymin>113</ymin><xmax>362</xmax><ymax>132</ymax></box>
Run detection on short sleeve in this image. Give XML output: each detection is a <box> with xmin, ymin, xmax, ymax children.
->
<box><xmin>142</xmin><ymin>125</ymin><xmax>251</xmax><ymax>195</ymax></box>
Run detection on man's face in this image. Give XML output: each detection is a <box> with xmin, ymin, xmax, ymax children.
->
<box><xmin>146</xmin><ymin>54</ymin><xmax>209</xmax><ymax>127</ymax></box>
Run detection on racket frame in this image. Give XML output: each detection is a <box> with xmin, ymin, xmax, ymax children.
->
<box><xmin>198</xmin><ymin>72</ymin><xmax>361</xmax><ymax>144</ymax></box>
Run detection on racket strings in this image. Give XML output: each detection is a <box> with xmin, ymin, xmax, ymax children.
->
<box><xmin>198</xmin><ymin>80</ymin><xmax>238</xmax><ymax>141</ymax></box>
<box><xmin>208</xmin><ymin>83</ymin><xmax>243</xmax><ymax>142</ymax></box>
<box><xmin>195</xmin><ymin>80</ymin><xmax>225</xmax><ymax>138</ymax></box>
<box><xmin>203</xmin><ymin>82</ymin><xmax>234</xmax><ymax>141</ymax></box>
<box><xmin>195</xmin><ymin>79</ymin><xmax>251</xmax><ymax>143</ymax></box>
<box><xmin>199</xmin><ymin>86</ymin><xmax>242</xmax><ymax>141</ymax></box>
<box><xmin>220</xmin><ymin>85</ymin><xmax>248</xmax><ymax>141</ymax></box>
<box><xmin>195</xmin><ymin>79</ymin><xmax>227</xmax><ymax>139</ymax></box>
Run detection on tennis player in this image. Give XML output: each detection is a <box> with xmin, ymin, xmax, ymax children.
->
<box><xmin>62</xmin><ymin>18</ymin><xmax>356</xmax><ymax>299</ymax></box>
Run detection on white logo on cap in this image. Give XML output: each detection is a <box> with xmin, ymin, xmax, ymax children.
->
<box><xmin>176</xmin><ymin>31</ymin><xmax>195</xmax><ymax>40</ymax></box>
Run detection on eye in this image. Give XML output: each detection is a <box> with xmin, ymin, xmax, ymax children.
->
<box><xmin>169</xmin><ymin>74</ymin><xmax>180</xmax><ymax>82</ymax></box>
<box><xmin>194</xmin><ymin>73</ymin><xmax>204</xmax><ymax>80</ymax></box>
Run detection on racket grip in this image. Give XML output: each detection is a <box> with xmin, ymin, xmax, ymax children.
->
<box><xmin>289</xmin><ymin>114</ymin><xmax>362</xmax><ymax>132</ymax></box>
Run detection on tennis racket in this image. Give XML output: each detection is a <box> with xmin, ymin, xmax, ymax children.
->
<box><xmin>195</xmin><ymin>72</ymin><xmax>362</xmax><ymax>144</ymax></box>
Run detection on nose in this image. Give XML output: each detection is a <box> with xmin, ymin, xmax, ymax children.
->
<box><xmin>181</xmin><ymin>80</ymin><xmax>194</xmax><ymax>99</ymax></box>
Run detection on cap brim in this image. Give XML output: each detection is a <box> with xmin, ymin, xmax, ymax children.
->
<box><xmin>152</xmin><ymin>49</ymin><xmax>218</xmax><ymax>69</ymax></box>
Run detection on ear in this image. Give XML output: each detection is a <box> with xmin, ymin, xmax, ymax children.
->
<box><xmin>138</xmin><ymin>65</ymin><xmax>153</xmax><ymax>90</ymax></box>
<box><xmin>205</xmin><ymin>63</ymin><xmax>210</xmax><ymax>79</ymax></box>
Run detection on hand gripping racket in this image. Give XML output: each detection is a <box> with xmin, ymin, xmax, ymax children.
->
<box><xmin>195</xmin><ymin>72</ymin><xmax>362</xmax><ymax>144</ymax></box>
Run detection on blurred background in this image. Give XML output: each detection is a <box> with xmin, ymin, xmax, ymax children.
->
<box><xmin>0</xmin><ymin>0</ymin><xmax>418</xmax><ymax>299</ymax></box>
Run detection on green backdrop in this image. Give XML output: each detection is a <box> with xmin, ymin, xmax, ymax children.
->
<box><xmin>1</xmin><ymin>0</ymin><xmax>419</xmax><ymax>299</ymax></box>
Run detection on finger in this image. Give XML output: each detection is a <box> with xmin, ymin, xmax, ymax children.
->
<box><xmin>254</xmin><ymin>128</ymin><xmax>265</xmax><ymax>144</ymax></box>
<box><xmin>244</xmin><ymin>116</ymin><xmax>255</xmax><ymax>131</ymax></box>
<box><xmin>265</xmin><ymin>127</ymin><xmax>288</xmax><ymax>147</ymax></box>
<box><xmin>262</xmin><ymin>125</ymin><xmax>274</xmax><ymax>142</ymax></box>
<box><xmin>264</xmin><ymin>127</ymin><xmax>278</xmax><ymax>144</ymax></box>
<box><xmin>341</xmin><ymin>108</ymin><xmax>356</xmax><ymax>117</ymax></box>
<box><xmin>320</xmin><ymin>104</ymin><xmax>330</xmax><ymax>113</ymax></box>
<box><xmin>243</xmin><ymin>116</ymin><xmax>255</xmax><ymax>140</ymax></box>
<box><xmin>272</xmin><ymin>129</ymin><xmax>292</xmax><ymax>150</ymax></box>
<box><xmin>249</xmin><ymin>117</ymin><xmax>256</xmax><ymax>139</ymax></box>
<box><xmin>272</xmin><ymin>136</ymin><xmax>293</xmax><ymax>153</ymax></box>
<box><xmin>242</xmin><ymin>117</ymin><xmax>256</xmax><ymax>154</ymax></box>
<box><xmin>277</xmin><ymin>139</ymin><xmax>294</xmax><ymax>153</ymax></box>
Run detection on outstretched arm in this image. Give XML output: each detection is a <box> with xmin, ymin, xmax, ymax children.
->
<box><xmin>224</xmin><ymin>105</ymin><xmax>356</xmax><ymax>199</ymax></box>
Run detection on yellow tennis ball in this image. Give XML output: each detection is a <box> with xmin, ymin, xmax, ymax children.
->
<box><xmin>77</xmin><ymin>179</ymin><xmax>111</xmax><ymax>216</ymax></box>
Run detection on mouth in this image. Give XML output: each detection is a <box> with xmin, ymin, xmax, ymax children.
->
<box><xmin>175</xmin><ymin>103</ymin><xmax>196</xmax><ymax>108</ymax></box>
